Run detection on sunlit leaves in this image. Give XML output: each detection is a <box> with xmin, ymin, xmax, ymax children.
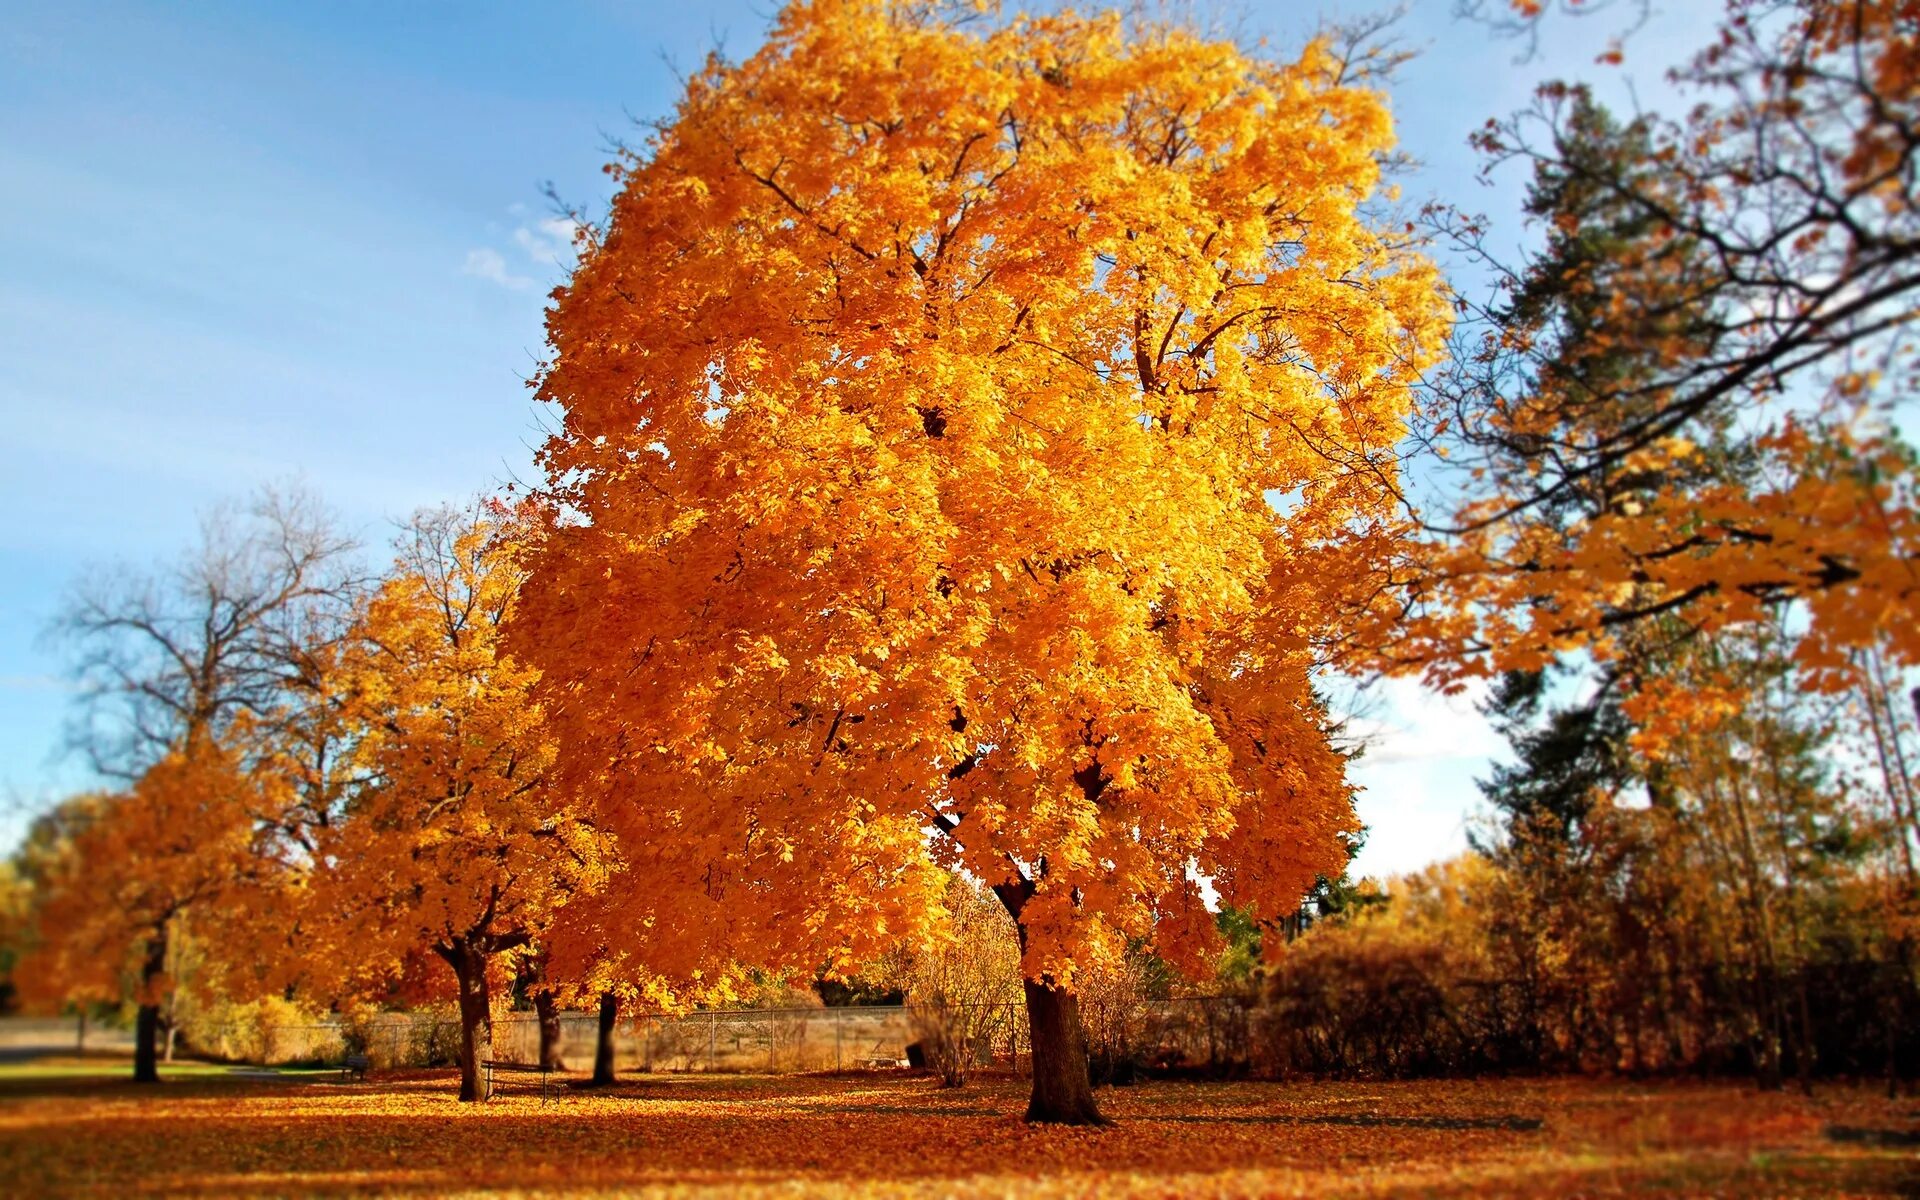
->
<box><xmin>517</xmin><ymin>1</ymin><xmax>1447</xmax><ymax>991</ymax></box>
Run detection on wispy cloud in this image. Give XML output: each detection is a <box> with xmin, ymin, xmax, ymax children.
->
<box><xmin>1346</xmin><ymin>676</ymin><xmax>1505</xmax><ymax>767</ymax></box>
<box><xmin>462</xmin><ymin>247</ymin><xmax>533</xmax><ymax>291</ymax></box>
<box><xmin>1341</xmin><ymin>677</ymin><xmax>1506</xmax><ymax>880</ymax></box>
<box><xmin>463</xmin><ymin>215</ymin><xmax>581</xmax><ymax>291</ymax></box>
<box><xmin>513</xmin><ymin>217</ymin><xmax>580</xmax><ymax>267</ymax></box>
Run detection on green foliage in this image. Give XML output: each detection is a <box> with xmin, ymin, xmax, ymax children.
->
<box><xmin>1476</xmin><ymin>667</ymin><xmax>1634</xmax><ymax>846</ymax></box>
<box><xmin>1213</xmin><ymin>907</ymin><xmax>1262</xmax><ymax>986</ymax></box>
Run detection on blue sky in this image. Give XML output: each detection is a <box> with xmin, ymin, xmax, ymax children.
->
<box><xmin>0</xmin><ymin>0</ymin><xmax>1721</xmax><ymax>873</ymax></box>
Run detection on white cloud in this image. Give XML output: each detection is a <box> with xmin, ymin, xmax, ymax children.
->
<box><xmin>513</xmin><ymin>217</ymin><xmax>581</xmax><ymax>268</ymax></box>
<box><xmin>1345</xmin><ymin>676</ymin><xmax>1506</xmax><ymax>767</ymax></box>
<box><xmin>1338</xmin><ymin>677</ymin><xmax>1508</xmax><ymax>880</ymax></box>
<box><xmin>462</xmin><ymin>246</ymin><xmax>532</xmax><ymax>290</ymax></box>
<box><xmin>463</xmin><ymin>215</ymin><xmax>580</xmax><ymax>291</ymax></box>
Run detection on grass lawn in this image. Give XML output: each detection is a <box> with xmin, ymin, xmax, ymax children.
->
<box><xmin>0</xmin><ymin>1062</ymin><xmax>1915</xmax><ymax>1197</ymax></box>
<box><xmin>0</xmin><ymin>1056</ymin><xmax>337</xmax><ymax>1082</ymax></box>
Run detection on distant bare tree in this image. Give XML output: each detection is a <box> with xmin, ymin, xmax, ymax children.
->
<box><xmin>31</xmin><ymin>486</ymin><xmax>367</xmax><ymax>1082</ymax></box>
<box><xmin>53</xmin><ymin>484</ymin><xmax>365</xmax><ymax>805</ymax></box>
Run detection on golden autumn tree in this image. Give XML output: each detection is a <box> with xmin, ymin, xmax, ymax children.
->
<box><xmin>310</xmin><ymin>503</ymin><xmax>616</xmax><ymax>1102</ymax></box>
<box><xmin>32</xmin><ymin>486</ymin><xmax>361</xmax><ymax>1082</ymax></box>
<box><xmin>13</xmin><ymin>748</ymin><xmax>282</xmax><ymax>1083</ymax></box>
<box><xmin>536</xmin><ymin>871</ymin><xmax>747</xmax><ymax>1087</ymax></box>
<box><xmin>515</xmin><ymin>0</ymin><xmax>1447</xmax><ymax>1122</ymax></box>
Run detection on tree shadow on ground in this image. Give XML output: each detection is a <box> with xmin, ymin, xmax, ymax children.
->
<box><xmin>1156</xmin><ymin>1112</ymin><xmax>1546</xmax><ymax>1132</ymax></box>
<box><xmin>1825</xmin><ymin>1123</ymin><xmax>1920</xmax><ymax>1147</ymax></box>
<box><xmin>810</xmin><ymin>1103</ymin><xmax>1000</xmax><ymax>1117</ymax></box>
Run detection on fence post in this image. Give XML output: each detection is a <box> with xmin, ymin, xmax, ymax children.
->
<box><xmin>835</xmin><ymin>1008</ymin><xmax>843</xmax><ymax>1072</ymax></box>
<box><xmin>708</xmin><ymin>1012</ymin><xmax>717</xmax><ymax>1073</ymax></box>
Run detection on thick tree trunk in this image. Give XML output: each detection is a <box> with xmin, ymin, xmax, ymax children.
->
<box><xmin>132</xmin><ymin>932</ymin><xmax>167</xmax><ymax>1084</ymax></box>
<box><xmin>1022</xmin><ymin>978</ymin><xmax>1105</xmax><ymax>1125</ymax></box>
<box><xmin>535</xmin><ymin>988</ymin><xmax>566</xmax><ymax>1072</ymax></box>
<box><xmin>444</xmin><ymin>940</ymin><xmax>493</xmax><ymax>1102</ymax></box>
<box><xmin>984</xmin><ymin>873</ymin><xmax>1106</xmax><ymax>1125</ymax></box>
<box><xmin>593</xmin><ymin>992</ymin><xmax>619</xmax><ymax>1086</ymax></box>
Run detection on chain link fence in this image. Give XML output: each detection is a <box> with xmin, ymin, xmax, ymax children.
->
<box><xmin>97</xmin><ymin>995</ymin><xmax>1257</xmax><ymax>1074</ymax></box>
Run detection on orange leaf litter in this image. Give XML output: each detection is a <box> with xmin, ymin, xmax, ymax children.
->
<box><xmin>2</xmin><ymin>1072</ymin><xmax>1915</xmax><ymax>1197</ymax></box>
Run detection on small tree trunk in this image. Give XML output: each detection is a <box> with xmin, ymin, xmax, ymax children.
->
<box><xmin>134</xmin><ymin>1003</ymin><xmax>162</xmax><ymax>1083</ymax></box>
<box><xmin>593</xmin><ymin>992</ymin><xmax>618</xmax><ymax>1086</ymax></box>
<box><xmin>535</xmin><ymin>988</ymin><xmax>566</xmax><ymax>1072</ymax></box>
<box><xmin>1022</xmin><ymin>978</ymin><xmax>1105</xmax><ymax>1125</ymax></box>
<box><xmin>443</xmin><ymin>940</ymin><xmax>493</xmax><ymax>1102</ymax></box>
<box><xmin>133</xmin><ymin>931</ymin><xmax>167</xmax><ymax>1084</ymax></box>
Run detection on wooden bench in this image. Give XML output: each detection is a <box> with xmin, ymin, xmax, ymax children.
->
<box><xmin>338</xmin><ymin>1054</ymin><xmax>369</xmax><ymax>1083</ymax></box>
<box><xmin>481</xmin><ymin>1058</ymin><xmax>554</xmax><ymax>1102</ymax></box>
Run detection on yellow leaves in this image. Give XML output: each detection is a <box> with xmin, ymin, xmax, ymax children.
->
<box><xmin>516</xmin><ymin>0</ymin><xmax>1450</xmax><ymax>995</ymax></box>
<box><xmin>1835</xmin><ymin>370</ymin><xmax>1881</xmax><ymax>398</ymax></box>
<box><xmin>1620</xmin><ymin>676</ymin><xmax>1745</xmax><ymax>760</ymax></box>
<box><xmin>1402</xmin><ymin>409</ymin><xmax>1917</xmax><ymax>698</ymax></box>
<box><xmin>306</xmin><ymin>504</ymin><xmax>614</xmax><ymax>996</ymax></box>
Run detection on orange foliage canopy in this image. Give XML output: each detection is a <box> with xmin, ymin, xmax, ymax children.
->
<box><xmin>306</xmin><ymin>507</ymin><xmax>614</xmax><ymax>998</ymax></box>
<box><xmin>515</xmin><ymin>0</ymin><xmax>1448</xmax><ymax>984</ymax></box>
<box><xmin>16</xmin><ymin>744</ymin><xmax>279</xmax><ymax>1011</ymax></box>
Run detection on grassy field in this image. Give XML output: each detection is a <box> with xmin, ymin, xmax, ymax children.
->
<box><xmin>0</xmin><ymin>1060</ymin><xmax>1915</xmax><ymax>1197</ymax></box>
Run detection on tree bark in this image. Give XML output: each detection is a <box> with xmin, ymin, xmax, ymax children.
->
<box><xmin>535</xmin><ymin>988</ymin><xmax>566</xmax><ymax>1072</ymax></box>
<box><xmin>1022</xmin><ymin>978</ymin><xmax>1105</xmax><ymax>1124</ymax></box>
<box><xmin>132</xmin><ymin>931</ymin><xmax>167</xmax><ymax>1084</ymax></box>
<box><xmin>442</xmin><ymin>940</ymin><xmax>493</xmax><ymax>1102</ymax></box>
<box><xmin>985</xmin><ymin>873</ymin><xmax>1106</xmax><ymax>1125</ymax></box>
<box><xmin>593</xmin><ymin>992</ymin><xmax>618</xmax><ymax>1086</ymax></box>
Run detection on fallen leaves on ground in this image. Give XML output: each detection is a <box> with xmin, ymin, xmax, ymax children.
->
<box><xmin>0</xmin><ymin>1070</ymin><xmax>1914</xmax><ymax>1197</ymax></box>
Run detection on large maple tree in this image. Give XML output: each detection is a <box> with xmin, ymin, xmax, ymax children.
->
<box><xmin>515</xmin><ymin>0</ymin><xmax>1446</xmax><ymax>1122</ymax></box>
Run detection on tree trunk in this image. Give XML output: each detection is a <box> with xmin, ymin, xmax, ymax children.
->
<box><xmin>444</xmin><ymin>940</ymin><xmax>493</xmax><ymax>1102</ymax></box>
<box><xmin>133</xmin><ymin>1003</ymin><xmax>162</xmax><ymax>1084</ymax></box>
<box><xmin>1022</xmin><ymin>978</ymin><xmax>1105</xmax><ymax>1125</ymax></box>
<box><xmin>133</xmin><ymin>931</ymin><xmax>167</xmax><ymax>1084</ymax></box>
<box><xmin>535</xmin><ymin>988</ymin><xmax>566</xmax><ymax>1072</ymax></box>
<box><xmin>593</xmin><ymin>992</ymin><xmax>618</xmax><ymax>1086</ymax></box>
<box><xmin>985</xmin><ymin>873</ymin><xmax>1106</xmax><ymax>1125</ymax></box>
